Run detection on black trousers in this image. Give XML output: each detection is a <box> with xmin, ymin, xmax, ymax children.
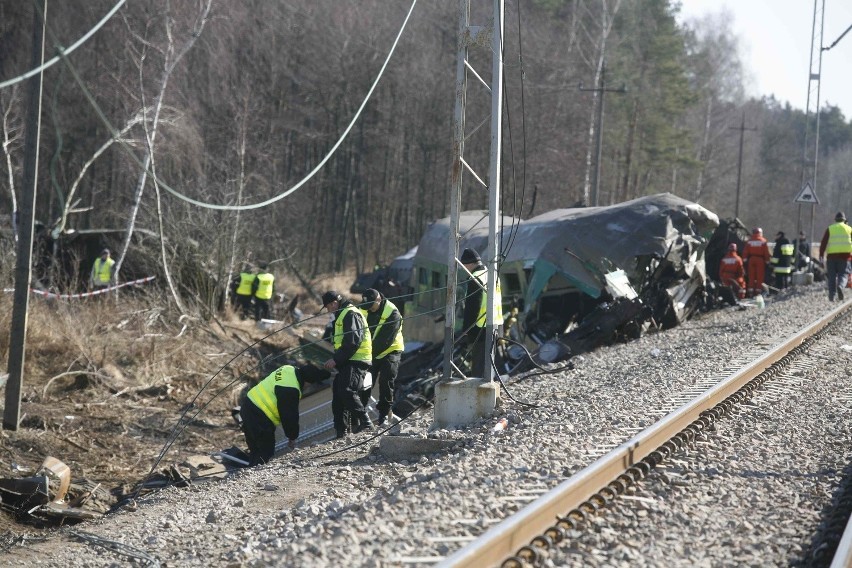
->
<box><xmin>332</xmin><ymin>362</ymin><xmax>370</xmax><ymax>434</ymax></box>
<box><xmin>236</xmin><ymin>294</ymin><xmax>252</xmax><ymax>318</ymax></box>
<box><xmin>240</xmin><ymin>399</ymin><xmax>276</xmax><ymax>465</ymax></box>
<box><xmin>368</xmin><ymin>353</ymin><xmax>400</xmax><ymax>416</ymax></box>
<box><xmin>254</xmin><ymin>298</ymin><xmax>270</xmax><ymax>321</ymax></box>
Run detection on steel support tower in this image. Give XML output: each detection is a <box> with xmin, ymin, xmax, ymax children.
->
<box><xmin>443</xmin><ymin>0</ymin><xmax>504</xmax><ymax>383</ymax></box>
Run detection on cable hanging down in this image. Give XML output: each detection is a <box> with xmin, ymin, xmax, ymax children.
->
<box><xmin>49</xmin><ymin>0</ymin><xmax>419</xmax><ymax>213</ymax></box>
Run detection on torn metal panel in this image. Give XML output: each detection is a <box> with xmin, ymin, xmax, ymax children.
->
<box><xmin>0</xmin><ymin>476</ymin><xmax>50</xmax><ymax>509</ymax></box>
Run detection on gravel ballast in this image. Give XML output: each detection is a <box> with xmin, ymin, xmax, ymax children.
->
<box><xmin>2</xmin><ymin>286</ymin><xmax>850</xmax><ymax>567</ymax></box>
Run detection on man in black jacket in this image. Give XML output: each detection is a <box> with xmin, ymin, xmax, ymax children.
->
<box><xmin>359</xmin><ymin>288</ymin><xmax>404</xmax><ymax>425</ymax></box>
<box><xmin>239</xmin><ymin>363</ymin><xmax>330</xmax><ymax>465</ymax></box>
<box><xmin>322</xmin><ymin>291</ymin><xmax>374</xmax><ymax>438</ymax></box>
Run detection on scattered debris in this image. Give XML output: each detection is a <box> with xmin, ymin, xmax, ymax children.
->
<box><xmin>0</xmin><ymin>457</ymin><xmax>105</xmax><ymax>525</ymax></box>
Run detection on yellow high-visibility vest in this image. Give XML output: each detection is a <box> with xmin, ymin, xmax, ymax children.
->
<box><xmin>334</xmin><ymin>305</ymin><xmax>372</xmax><ymax>363</ymax></box>
<box><xmin>255</xmin><ymin>272</ymin><xmax>274</xmax><ymax>300</ymax></box>
<box><xmin>236</xmin><ymin>272</ymin><xmax>255</xmax><ymax>296</ymax></box>
<box><xmin>92</xmin><ymin>257</ymin><xmax>115</xmax><ymax>285</ymax></box>
<box><xmin>246</xmin><ymin>366</ymin><xmax>300</xmax><ymax>425</ymax></box>
<box><xmin>826</xmin><ymin>223</ymin><xmax>852</xmax><ymax>255</ymax></box>
<box><xmin>471</xmin><ymin>268</ymin><xmax>503</xmax><ymax>327</ymax></box>
<box><xmin>363</xmin><ymin>300</ymin><xmax>404</xmax><ymax>359</ymax></box>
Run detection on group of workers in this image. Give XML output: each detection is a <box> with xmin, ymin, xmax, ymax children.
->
<box><xmin>718</xmin><ymin>211</ymin><xmax>852</xmax><ymax>302</ymax></box>
<box><xmin>238</xmin><ymin>286</ymin><xmax>406</xmax><ymax>465</ymax></box>
<box><xmin>237</xmin><ymin>246</ymin><xmax>500</xmax><ymax>466</ymax></box>
<box><xmin>233</xmin><ymin>262</ymin><xmax>276</xmax><ymax>322</ymax></box>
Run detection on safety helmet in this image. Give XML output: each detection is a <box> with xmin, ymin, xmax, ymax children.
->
<box><xmin>752</xmin><ymin>227</ymin><xmax>763</xmax><ymax>235</ymax></box>
<box><xmin>728</xmin><ymin>243</ymin><xmax>737</xmax><ymax>252</ymax></box>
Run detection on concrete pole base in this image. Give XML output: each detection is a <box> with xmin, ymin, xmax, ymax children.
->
<box><xmin>432</xmin><ymin>378</ymin><xmax>499</xmax><ymax>429</ymax></box>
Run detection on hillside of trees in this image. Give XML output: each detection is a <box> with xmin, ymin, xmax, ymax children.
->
<box><xmin>2</xmin><ymin>0</ymin><xmax>851</xmax><ymax>312</ymax></box>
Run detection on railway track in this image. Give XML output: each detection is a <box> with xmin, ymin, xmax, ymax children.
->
<box><xmin>12</xmin><ymin>289</ymin><xmax>848</xmax><ymax>567</ymax></box>
<box><xmin>441</xmin><ymin>300</ymin><xmax>852</xmax><ymax>568</ymax></box>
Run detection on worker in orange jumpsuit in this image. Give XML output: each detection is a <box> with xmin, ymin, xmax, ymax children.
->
<box><xmin>719</xmin><ymin>243</ymin><xmax>746</xmax><ymax>299</ymax></box>
<box><xmin>742</xmin><ymin>227</ymin><xmax>771</xmax><ymax>297</ymax></box>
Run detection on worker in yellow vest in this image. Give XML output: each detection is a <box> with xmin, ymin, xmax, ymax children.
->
<box><xmin>252</xmin><ymin>262</ymin><xmax>275</xmax><ymax>321</ymax></box>
<box><xmin>239</xmin><ymin>363</ymin><xmax>330</xmax><ymax>465</ymax></box>
<box><xmin>234</xmin><ymin>264</ymin><xmax>256</xmax><ymax>319</ymax></box>
<box><xmin>818</xmin><ymin>211</ymin><xmax>852</xmax><ymax>301</ymax></box>
<box><xmin>321</xmin><ymin>291</ymin><xmax>374</xmax><ymax>438</ymax></box>
<box><xmin>359</xmin><ymin>288</ymin><xmax>404</xmax><ymax>425</ymax></box>
<box><xmin>459</xmin><ymin>248</ymin><xmax>503</xmax><ymax>379</ymax></box>
<box><xmin>89</xmin><ymin>248</ymin><xmax>115</xmax><ymax>292</ymax></box>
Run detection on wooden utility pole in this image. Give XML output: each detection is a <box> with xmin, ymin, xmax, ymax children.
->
<box><xmin>730</xmin><ymin>111</ymin><xmax>757</xmax><ymax>220</ymax></box>
<box><xmin>4</xmin><ymin>1</ymin><xmax>47</xmax><ymax>430</ymax></box>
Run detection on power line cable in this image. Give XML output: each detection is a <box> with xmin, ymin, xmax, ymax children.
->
<box><xmin>45</xmin><ymin>0</ymin><xmax>419</xmax><ymax>212</ymax></box>
<box><xmin>0</xmin><ymin>0</ymin><xmax>126</xmax><ymax>90</ymax></box>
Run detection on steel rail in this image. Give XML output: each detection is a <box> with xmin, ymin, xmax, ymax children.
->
<box><xmin>440</xmin><ymin>301</ymin><xmax>851</xmax><ymax>568</ymax></box>
<box><xmin>830</xmin><ymin>495</ymin><xmax>852</xmax><ymax>568</ymax></box>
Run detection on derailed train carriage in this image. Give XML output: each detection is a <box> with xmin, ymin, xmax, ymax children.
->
<box><xmin>401</xmin><ymin>193</ymin><xmax>719</xmax><ymax>373</ymax></box>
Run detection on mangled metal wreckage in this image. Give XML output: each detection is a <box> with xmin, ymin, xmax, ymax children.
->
<box><xmin>403</xmin><ymin>193</ymin><xmax>719</xmax><ymax>371</ymax></box>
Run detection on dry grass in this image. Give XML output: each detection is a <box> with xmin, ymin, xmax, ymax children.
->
<box><xmin>0</xmin><ymin>268</ymin><xmax>357</xmax><ymax>507</ymax></box>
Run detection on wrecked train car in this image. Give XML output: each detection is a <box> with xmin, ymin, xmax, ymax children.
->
<box><xmin>403</xmin><ymin>194</ymin><xmax>719</xmax><ymax>358</ymax></box>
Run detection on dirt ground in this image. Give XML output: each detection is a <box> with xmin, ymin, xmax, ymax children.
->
<box><xmin>0</xmin><ymin>272</ymin><xmax>355</xmax><ymax>538</ymax></box>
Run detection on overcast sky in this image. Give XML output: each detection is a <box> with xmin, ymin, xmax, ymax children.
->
<box><xmin>676</xmin><ymin>0</ymin><xmax>852</xmax><ymax>120</ymax></box>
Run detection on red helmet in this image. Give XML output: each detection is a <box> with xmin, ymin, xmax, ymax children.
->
<box><xmin>728</xmin><ymin>243</ymin><xmax>737</xmax><ymax>252</ymax></box>
<box><xmin>752</xmin><ymin>227</ymin><xmax>763</xmax><ymax>235</ymax></box>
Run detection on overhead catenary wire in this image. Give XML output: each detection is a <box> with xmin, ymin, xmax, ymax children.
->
<box><xmin>42</xmin><ymin>0</ymin><xmax>419</xmax><ymax>213</ymax></box>
<box><xmin>0</xmin><ymin>0</ymin><xmax>126</xmax><ymax>91</ymax></box>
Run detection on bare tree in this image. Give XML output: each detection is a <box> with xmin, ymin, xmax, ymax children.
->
<box><xmin>0</xmin><ymin>86</ymin><xmax>23</xmax><ymax>243</ymax></box>
<box><xmin>580</xmin><ymin>0</ymin><xmax>622</xmax><ymax>205</ymax></box>
<box><xmin>114</xmin><ymin>0</ymin><xmax>212</xmax><ymax>285</ymax></box>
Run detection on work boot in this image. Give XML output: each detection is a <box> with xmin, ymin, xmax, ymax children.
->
<box><xmin>377</xmin><ymin>413</ymin><xmax>387</xmax><ymax>426</ymax></box>
<box><xmin>839</xmin><ymin>288</ymin><xmax>845</xmax><ymax>301</ymax></box>
<box><xmin>335</xmin><ymin>429</ymin><xmax>346</xmax><ymax>439</ymax></box>
<box><xmin>353</xmin><ymin>417</ymin><xmax>374</xmax><ymax>434</ymax></box>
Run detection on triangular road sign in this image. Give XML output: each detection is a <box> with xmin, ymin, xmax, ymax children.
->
<box><xmin>794</xmin><ymin>182</ymin><xmax>820</xmax><ymax>204</ymax></box>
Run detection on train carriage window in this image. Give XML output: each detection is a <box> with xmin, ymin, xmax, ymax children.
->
<box><xmin>431</xmin><ymin>271</ymin><xmax>442</xmax><ymax>289</ymax></box>
<box><xmin>502</xmin><ymin>272</ymin><xmax>521</xmax><ymax>296</ymax></box>
<box><xmin>418</xmin><ymin>268</ymin><xmax>430</xmax><ymax>307</ymax></box>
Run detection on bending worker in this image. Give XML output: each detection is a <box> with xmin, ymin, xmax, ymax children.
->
<box><xmin>240</xmin><ymin>363</ymin><xmax>330</xmax><ymax>465</ymax></box>
<box><xmin>322</xmin><ymin>291</ymin><xmax>374</xmax><ymax>438</ymax></box>
<box><xmin>360</xmin><ymin>288</ymin><xmax>403</xmax><ymax>426</ymax></box>
<box><xmin>742</xmin><ymin>227</ymin><xmax>771</xmax><ymax>297</ymax></box>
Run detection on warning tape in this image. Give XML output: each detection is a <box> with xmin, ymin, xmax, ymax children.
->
<box><xmin>3</xmin><ymin>276</ymin><xmax>156</xmax><ymax>300</ymax></box>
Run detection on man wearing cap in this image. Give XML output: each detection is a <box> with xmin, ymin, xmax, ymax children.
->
<box><xmin>89</xmin><ymin>248</ymin><xmax>115</xmax><ymax>292</ymax></box>
<box><xmin>239</xmin><ymin>363</ymin><xmax>330</xmax><ymax>465</ymax></box>
<box><xmin>459</xmin><ymin>247</ymin><xmax>503</xmax><ymax>379</ymax></box>
<box><xmin>818</xmin><ymin>212</ymin><xmax>852</xmax><ymax>301</ymax></box>
<box><xmin>359</xmin><ymin>288</ymin><xmax>404</xmax><ymax>425</ymax></box>
<box><xmin>321</xmin><ymin>291</ymin><xmax>374</xmax><ymax>437</ymax></box>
